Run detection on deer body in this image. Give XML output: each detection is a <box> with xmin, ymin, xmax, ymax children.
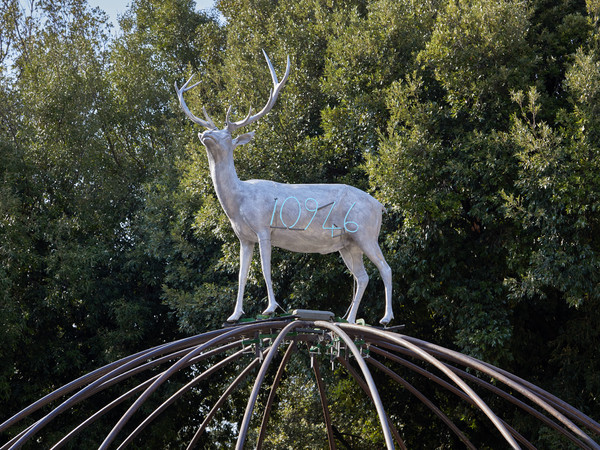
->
<box><xmin>177</xmin><ymin>52</ymin><xmax>393</xmax><ymax>325</ymax></box>
<box><xmin>213</xmin><ymin>178</ymin><xmax>384</xmax><ymax>255</ymax></box>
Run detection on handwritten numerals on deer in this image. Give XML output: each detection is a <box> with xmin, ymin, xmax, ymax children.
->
<box><xmin>270</xmin><ymin>196</ymin><xmax>359</xmax><ymax>237</ymax></box>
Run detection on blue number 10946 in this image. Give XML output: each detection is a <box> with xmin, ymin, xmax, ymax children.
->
<box><xmin>269</xmin><ymin>196</ymin><xmax>359</xmax><ymax>237</ymax></box>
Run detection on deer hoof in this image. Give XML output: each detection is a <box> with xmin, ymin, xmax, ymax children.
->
<box><xmin>227</xmin><ymin>310</ymin><xmax>244</xmax><ymax>322</ymax></box>
<box><xmin>379</xmin><ymin>314</ymin><xmax>394</xmax><ymax>326</ymax></box>
<box><xmin>262</xmin><ymin>303</ymin><xmax>279</xmax><ymax>315</ymax></box>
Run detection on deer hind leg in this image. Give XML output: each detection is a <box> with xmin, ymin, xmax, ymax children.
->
<box><xmin>361</xmin><ymin>241</ymin><xmax>393</xmax><ymax>325</ymax></box>
<box><xmin>258</xmin><ymin>236</ymin><xmax>280</xmax><ymax>315</ymax></box>
<box><xmin>228</xmin><ymin>240</ymin><xmax>255</xmax><ymax>322</ymax></box>
<box><xmin>339</xmin><ymin>245</ymin><xmax>369</xmax><ymax>324</ymax></box>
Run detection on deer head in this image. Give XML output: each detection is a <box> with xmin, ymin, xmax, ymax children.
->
<box><xmin>175</xmin><ymin>50</ymin><xmax>290</xmax><ymax>161</ymax></box>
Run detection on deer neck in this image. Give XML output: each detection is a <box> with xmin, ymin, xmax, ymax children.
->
<box><xmin>208</xmin><ymin>154</ymin><xmax>244</xmax><ymax>218</ymax></box>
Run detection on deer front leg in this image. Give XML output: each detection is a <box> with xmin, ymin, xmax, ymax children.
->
<box><xmin>258</xmin><ymin>236</ymin><xmax>279</xmax><ymax>315</ymax></box>
<box><xmin>227</xmin><ymin>239</ymin><xmax>254</xmax><ymax>322</ymax></box>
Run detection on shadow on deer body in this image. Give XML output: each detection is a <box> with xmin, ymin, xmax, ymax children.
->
<box><xmin>176</xmin><ymin>51</ymin><xmax>393</xmax><ymax>325</ymax></box>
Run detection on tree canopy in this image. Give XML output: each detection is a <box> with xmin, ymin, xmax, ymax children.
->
<box><xmin>1</xmin><ymin>0</ymin><xmax>599</xmax><ymax>447</ymax></box>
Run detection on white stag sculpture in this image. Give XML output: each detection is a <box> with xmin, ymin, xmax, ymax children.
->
<box><xmin>175</xmin><ymin>51</ymin><xmax>393</xmax><ymax>325</ymax></box>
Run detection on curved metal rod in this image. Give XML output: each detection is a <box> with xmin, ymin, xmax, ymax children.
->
<box><xmin>431</xmin><ymin>359</ymin><xmax>584</xmax><ymax>448</ymax></box>
<box><xmin>1</xmin><ymin>326</ymin><xmax>245</xmax><ymax>438</ymax></box>
<box><xmin>440</xmin><ymin>362</ymin><xmax>579</xmax><ymax>449</ymax></box>
<box><xmin>312</xmin><ymin>358</ymin><xmax>336</xmax><ymax>450</ymax></box>
<box><xmin>187</xmin><ymin>348</ymin><xmax>270</xmax><ymax>449</ymax></box>
<box><xmin>4</xmin><ymin>320</ymin><xmax>597</xmax><ymax>450</ymax></box>
<box><xmin>50</xmin><ymin>374</ymin><xmax>159</xmax><ymax>450</ymax></box>
<box><xmin>369</xmin><ymin>344</ymin><xmax>586</xmax><ymax>450</ymax></box>
<box><xmin>49</xmin><ymin>340</ymin><xmax>244</xmax><ymax>450</ymax></box>
<box><xmin>396</xmin><ymin>334</ymin><xmax>599</xmax><ymax>449</ymax></box>
<box><xmin>4</xmin><ymin>346</ymin><xmax>193</xmax><ymax>450</ymax></box>
<box><xmin>478</xmin><ymin>359</ymin><xmax>600</xmax><ymax>436</ymax></box>
<box><xmin>117</xmin><ymin>348</ymin><xmax>249</xmax><ymax>449</ymax></box>
<box><xmin>374</xmin><ymin>345</ymin><xmax>539</xmax><ymax>449</ymax></box>
<box><xmin>337</xmin><ymin>324</ymin><xmax>521</xmax><ymax>449</ymax></box>
<box><xmin>99</xmin><ymin>321</ymin><xmax>290</xmax><ymax>450</ymax></box>
<box><xmin>5</xmin><ymin>341</ymin><xmax>246</xmax><ymax>450</ymax></box>
<box><xmin>314</xmin><ymin>321</ymin><xmax>395</xmax><ymax>450</ymax></box>
<box><xmin>0</xmin><ymin>346</ymin><xmax>157</xmax><ymax>434</ymax></box>
<box><xmin>256</xmin><ymin>341</ymin><xmax>298</xmax><ymax>449</ymax></box>
<box><xmin>335</xmin><ymin>356</ymin><xmax>406</xmax><ymax>449</ymax></box>
<box><xmin>367</xmin><ymin>356</ymin><xmax>477</xmax><ymax>450</ymax></box>
<box><xmin>1</xmin><ymin>424</ymin><xmax>36</xmax><ymax>450</ymax></box>
<box><xmin>371</xmin><ymin>335</ymin><xmax>598</xmax><ymax>449</ymax></box>
<box><xmin>95</xmin><ymin>340</ymin><xmax>242</xmax><ymax>396</ymax></box>
<box><xmin>4</xmin><ymin>326</ymin><xmax>247</xmax><ymax>449</ymax></box>
<box><xmin>236</xmin><ymin>321</ymin><xmax>310</xmax><ymax>449</ymax></box>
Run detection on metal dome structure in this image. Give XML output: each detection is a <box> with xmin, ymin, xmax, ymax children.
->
<box><xmin>1</xmin><ymin>311</ymin><xmax>599</xmax><ymax>449</ymax></box>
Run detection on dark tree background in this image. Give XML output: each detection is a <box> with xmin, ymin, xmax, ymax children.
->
<box><xmin>1</xmin><ymin>0</ymin><xmax>599</xmax><ymax>447</ymax></box>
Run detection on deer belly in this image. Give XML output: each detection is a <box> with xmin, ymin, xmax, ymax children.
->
<box><xmin>270</xmin><ymin>230</ymin><xmax>347</xmax><ymax>254</ymax></box>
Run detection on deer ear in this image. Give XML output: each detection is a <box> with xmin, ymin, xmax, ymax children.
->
<box><xmin>232</xmin><ymin>132</ymin><xmax>255</xmax><ymax>149</ymax></box>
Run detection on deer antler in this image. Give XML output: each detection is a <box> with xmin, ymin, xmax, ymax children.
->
<box><xmin>226</xmin><ymin>50</ymin><xmax>291</xmax><ymax>132</ymax></box>
<box><xmin>174</xmin><ymin>75</ymin><xmax>217</xmax><ymax>129</ymax></box>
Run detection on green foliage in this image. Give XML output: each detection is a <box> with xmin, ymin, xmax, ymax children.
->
<box><xmin>2</xmin><ymin>0</ymin><xmax>600</xmax><ymax>447</ymax></box>
<box><xmin>0</xmin><ymin>0</ymin><xmax>202</xmax><ymax>444</ymax></box>
<box><xmin>419</xmin><ymin>0</ymin><xmax>532</xmax><ymax>128</ymax></box>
